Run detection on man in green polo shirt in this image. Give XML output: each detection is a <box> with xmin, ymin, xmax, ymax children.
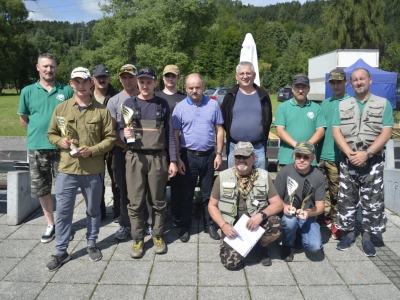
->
<box><xmin>18</xmin><ymin>53</ymin><xmax>73</xmax><ymax>243</ymax></box>
<box><xmin>275</xmin><ymin>74</ymin><xmax>326</xmax><ymax>169</ymax></box>
<box><xmin>316</xmin><ymin>68</ymin><xmax>350</xmax><ymax>239</ymax></box>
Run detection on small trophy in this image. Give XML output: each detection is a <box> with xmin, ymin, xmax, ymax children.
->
<box><xmin>287</xmin><ymin>176</ymin><xmax>298</xmax><ymax>215</ymax></box>
<box><xmin>121</xmin><ymin>104</ymin><xmax>135</xmax><ymax>143</ymax></box>
<box><xmin>55</xmin><ymin>116</ymin><xmax>79</xmax><ymax>155</ymax></box>
<box><xmin>297</xmin><ymin>179</ymin><xmax>314</xmax><ymax>217</ymax></box>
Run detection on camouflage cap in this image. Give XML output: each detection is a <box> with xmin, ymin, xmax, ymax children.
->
<box><xmin>233</xmin><ymin>141</ymin><xmax>254</xmax><ymax>156</ymax></box>
<box><xmin>293</xmin><ymin>141</ymin><xmax>314</xmax><ymax>155</ymax></box>
<box><xmin>328</xmin><ymin>68</ymin><xmax>346</xmax><ymax>81</ymax></box>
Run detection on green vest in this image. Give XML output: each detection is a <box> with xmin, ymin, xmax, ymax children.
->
<box><xmin>339</xmin><ymin>94</ymin><xmax>385</xmax><ymax>153</ymax></box>
<box><xmin>218</xmin><ymin>168</ymin><xmax>269</xmax><ymax>225</ymax></box>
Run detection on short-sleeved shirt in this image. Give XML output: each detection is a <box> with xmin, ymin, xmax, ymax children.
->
<box><xmin>172</xmin><ymin>95</ymin><xmax>224</xmax><ymax>151</ymax></box>
<box><xmin>331</xmin><ymin>96</ymin><xmax>394</xmax><ymax>127</ymax></box>
<box><xmin>107</xmin><ymin>92</ymin><xmax>137</xmax><ymax>132</ymax></box>
<box><xmin>155</xmin><ymin>90</ymin><xmax>186</xmax><ymax>113</ymax></box>
<box><xmin>274</xmin><ymin>164</ymin><xmax>325</xmax><ymax>210</ymax></box>
<box><xmin>18</xmin><ymin>81</ymin><xmax>74</xmax><ymax>150</ymax></box>
<box><xmin>274</xmin><ymin>98</ymin><xmax>326</xmax><ymax>165</ymax></box>
<box><xmin>316</xmin><ymin>94</ymin><xmax>350</xmax><ymax>162</ymax></box>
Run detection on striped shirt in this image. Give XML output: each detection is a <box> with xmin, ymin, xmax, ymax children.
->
<box><xmin>172</xmin><ymin>95</ymin><xmax>224</xmax><ymax>151</ymax></box>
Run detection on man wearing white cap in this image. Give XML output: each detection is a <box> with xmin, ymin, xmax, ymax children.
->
<box><xmin>46</xmin><ymin>67</ymin><xmax>116</xmax><ymax>271</ymax></box>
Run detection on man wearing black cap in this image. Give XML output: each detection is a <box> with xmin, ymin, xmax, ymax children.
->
<box><xmin>316</xmin><ymin>68</ymin><xmax>350</xmax><ymax>239</ymax></box>
<box><xmin>274</xmin><ymin>141</ymin><xmax>325</xmax><ymax>262</ymax></box>
<box><xmin>275</xmin><ymin>74</ymin><xmax>326</xmax><ymax>169</ymax></box>
<box><xmin>91</xmin><ymin>64</ymin><xmax>120</xmax><ymax>220</ymax></box>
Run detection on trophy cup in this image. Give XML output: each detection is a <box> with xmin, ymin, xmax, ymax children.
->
<box><xmin>121</xmin><ymin>104</ymin><xmax>135</xmax><ymax>143</ymax></box>
<box><xmin>297</xmin><ymin>179</ymin><xmax>314</xmax><ymax>217</ymax></box>
<box><xmin>55</xmin><ymin>116</ymin><xmax>79</xmax><ymax>155</ymax></box>
<box><xmin>287</xmin><ymin>176</ymin><xmax>298</xmax><ymax>215</ymax></box>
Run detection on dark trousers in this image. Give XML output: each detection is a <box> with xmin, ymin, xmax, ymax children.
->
<box><xmin>166</xmin><ymin>148</ymin><xmax>183</xmax><ymax>217</ymax></box>
<box><xmin>101</xmin><ymin>149</ymin><xmax>120</xmax><ymax>216</ymax></box>
<box><xmin>113</xmin><ymin>146</ymin><xmax>130</xmax><ymax>227</ymax></box>
<box><xmin>180</xmin><ymin>149</ymin><xmax>215</xmax><ymax>229</ymax></box>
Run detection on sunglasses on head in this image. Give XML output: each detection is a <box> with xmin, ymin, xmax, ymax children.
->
<box><xmin>295</xmin><ymin>153</ymin><xmax>311</xmax><ymax>160</ymax></box>
<box><xmin>119</xmin><ymin>66</ymin><xmax>137</xmax><ymax>74</ymax></box>
<box><xmin>234</xmin><ymin>155</ymin><xmax>251</xmax><ymax>160</ymax></box>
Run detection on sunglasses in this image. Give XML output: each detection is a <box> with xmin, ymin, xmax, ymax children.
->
<box><xmin>119</xmin><ymin>66</ymin><xmax>137</xmax><ymax>74</ymax></box>
<box><xmin>295</xmin><ymin>154</ymin><xmax>311</xmax><ymax>160</ymax></box>
<box><xmin>234</xmin><ymin>155</ymin><xmax>251</xmax><ymax>160</ymax></box>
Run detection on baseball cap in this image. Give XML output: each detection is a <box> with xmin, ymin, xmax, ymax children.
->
<box><xmin>233</xmin><ymin>141</ymin><xmax>254</xmax><ymax>156</ymax></box>
<box><xmin>137</xmin><ymin>67</ymin><xmax>157</xmax><ymax>80</ymax></box>
<box><xmin>292</xmin><ymin>74</ymin><xmax>309</xmax><ymax>86</ymax></box>
<box><xmin>92</xmin><ymin>64</ymin><xmax>110</xmax><ymax>77</ymax></box>
<box><xmin>70</xmin><ymin>67</ymin><xmax>91</xmax><ymax>80</ymax></box>
<box><xmin>328</xmin><ymin>68</ymin><xmax>346</xmax><ymax>81</ymax></box>
<box><xmin>163</xmin><ymin>65</ymin><xmax>179</xmax><ymax>76</ymax></box>
<box><xmin>119</xmin><ymin>64</ymin><xmax>137</xmax><ymax>76</ymax></box>
<box><xmin>293</xmin><ymin>141</ymin><xmax>314</xmax><ymax>155</ymax></box>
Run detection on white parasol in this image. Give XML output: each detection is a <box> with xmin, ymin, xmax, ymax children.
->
<box><xmin>240</xmin><ymin>33</ymin><xmax>260</xmax><ymax>86</ymax></box>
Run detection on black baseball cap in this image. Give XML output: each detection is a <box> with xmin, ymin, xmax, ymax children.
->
<box><xmin>292</xmin><ymin>74</ymin><xmax>309</xmax><ymax>86</ymax></box>
<box><xmin>137</xmin><ymin>67</ymin><xmax>157</xmax><ymax>80</ymax></box>
<box><xmin>92</xmin><ymin>64</ymin><xmax>110</xmax><ymax>77</ymax></box>
<box><xmin>328</xmin><ymin>68</ymin><xmax>346</xmax><ymax>81</ymax></box>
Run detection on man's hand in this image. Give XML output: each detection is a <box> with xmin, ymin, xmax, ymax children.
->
<box><xmin>296</xmin><ymin>209</ymin><xmax>308</xmax><ymax>220</ymax></box>
<box><xmin>283</xmin><ymin>204</ymin><xmax>296</xmax><ymax>216</ymax></box>
<box><xmin>61</xmin><ymin>137</ymin><xmax>72</xmax><ymax>150</ymax></box>
<box><xmin>246</xmin><ymin>213</ymin><xmax>262</xmax><ymax>231</ymax></box>
<box><xmin>221</xmin><ymin>223</ymin><xmax>239</xmax><ymax>238</ymax></box>
<box><xmin>169</xmin><ymin>162</ymin><xmax>178</xmax><ymax>178</ymax></box>
<box><xmin>177</xmin><ymin>158</ymin><xmax>186</xmax><ymax>175</ymax></box>
<box><xmin>74</xmin><ymin>146</ymin><xmax>92</xmax><ymax>158</ymax></box>
<box><xmin>214</xmin><ymin>154</ymin><xmax>222</xmax><ymax>170</ymax></box>
<box><xmin>123</xmin><ymin>127</ymin><xmax>133</xmax><ymax>138</ymax></box>
<box><xmin>348</xmin><ymin>151</ymin><xmax>368</xmax><ymax>167</ymax></box>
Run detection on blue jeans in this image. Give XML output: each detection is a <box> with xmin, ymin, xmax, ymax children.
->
<box><xmin>228</xmin><ymin>140</ymin><xmax>266</xmax><ymax>169</ymax></box>
<box><xmin>281</xmin><ymin>215</ymin><xmax>322</xmax><ymax>252</ymax></box>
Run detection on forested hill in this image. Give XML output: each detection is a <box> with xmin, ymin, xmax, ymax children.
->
<box><xmin>2</xmin><ymin>0</ymin><xmax>400</xmax><ymax>93</ymax></box>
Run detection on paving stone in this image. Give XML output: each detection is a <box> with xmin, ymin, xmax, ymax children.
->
<box><xmin>0</xmin><ymin>224</ymin><xmax>20</xmax><ymax>239</ymax></box>
<box><xmin>7</xmin><ymin>224</ymin><xmax>45</xmax><ymax>240</ymax></box>
<box><xmin>348</xmin><ymin>284</ymin><xmax>400</xmax><ymax>300</ymax></box>
<box><xmin>199</xmin><ymin>242</ymin><xmax>220</xmax><ymax>262</ymax></box>
<box><xmin>101</xmin><ymin>260</ymin><xmax>151</xmax><ymax>285</ymax></box>
<box><xmin>29</xmin><ymin>240</ymin><xmax>79</xmax><ymax>258</ymax></box>
<box><xmin>198</xmin><ymin>286</ymin><xmax>249</xmax><ymax>300</ymax></box>
<box><xmin>0</xmin><ymin>214</ymin><xmax>7</xmax><ymax>225</ymax></box>
<box><xmin>50</xmin><ymin>260</ymin><xmax>106</xmax><ymax>284</ymax></box>
<box><xmin>151</xmin><ymin>261</ymin><xmax>197</xmax><ymax>286</ymax></box>
<box><xmin>146</xmin><ymin>286</ymin><xmax>197</xmax><ymax>300</ymax></box>
<box><xmin>92</xmin><ymin>284</ymin><xmax>146</xmax><ymax>299</ymax></box>
<box><xmin>199</xmin><ymin>230</ymin><xmax>221</xmax><ymax>244</ymax></box>
<box><xmin>74</xmin><ymin>241</ymin><xmax>117</xmax><ymax>262</ymax></box>
<box><xmin>0</xmin><ymin>239</ymin><xmax>38</xmax><ymax>258</ymax></box>
<box><xmin>246</xmin><ymin>260</ymin><xmax>296</xmax><ymax>286</ymax></box>
<box><xmin>199</xmin><ymin>262</ymin><xmax>246</xmax><ymax>286</ymax></box>
<box><xmin>249</xmin><ymin>286</ymin><xmax>303</xmax><ymax>300</ymax></box>
<box><xmin>4</xmin><ymin>256</ymin><xmax>55</xmax><ymax>282</ymax></box>
<box><xmin>37</xmin><ymin>283</ymin><xmax>96</xmax><ymax>300</ymax></box>
<box><xmin>24</xmin><ymin>213</ymin><xmax>47</xmax><ymax>226</ymax></box>
<box><xmin>96</xmin><ymin>226</ymin><xmax>121</xmax><ymax>243</ymax></box>
<box><xmin>299</xmin><ymin>285</ymin><xmax>356</xmax><ymax>300</ymax></box>
<box><xmin>0</xmin><ymin>281</ymin><xmax>45</xmax><ymax>300</ymax></box>
<box><xmin>155</xmin><ymin>241</ymin><xmax>198</xmax><ymax>262</ymax></box>
<box><xmin>290</xmin><ymin>261</ymin><xmax>345</xmax><ymax>285</ymax></box>
<box><xmin>324</xmin><ymin>242</ymin><xmax>369</xmax><ymax>261</ymax></box>
<box><xmin>163</xmin><ymin>227</ymin><xmax>199</xmax><ymax>244</ymax></box>
<box><xmin>332</xmin><ymin>261</ymin><xmax>392</xmax><ymax>284</ymax></box>
<box><xmin>0</xmin><ymin>257</ymin><xmax>21</xmax><ymax>280</ymax></box>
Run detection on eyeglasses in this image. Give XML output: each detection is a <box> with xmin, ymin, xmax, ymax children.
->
<box><xmin>236</xmin><ymin>72</ymin><xmax>253</xmax><ymax>78</ymax></box>
<box><xmin>234</xmin><ymin>155</ymin><xmax>251</xmax><ymax>160</ymax></box>
<box><xmin>295</xmin><ymin>154</ymin><xmax>311</xmax><ymax>160</ymax></box>
<box><xmin>119</xmin><ymin>66</ymin><xmax>137</xmax><ymax>74</ymax></box>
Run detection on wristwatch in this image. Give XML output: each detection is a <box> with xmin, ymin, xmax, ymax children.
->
<box><xmin>365</xmin><ymin>149</ymin><xmax>374</xmax><ymax>158</ymax></box>
<box><xmin>261</xmin><ymin>212</ymin><xmax>268</xmax><ymax>220</ymax></box>
<box><xmin>216</xmin><ymin>152</ymin><xmax>222</xmax><ymax>156</ymax></box>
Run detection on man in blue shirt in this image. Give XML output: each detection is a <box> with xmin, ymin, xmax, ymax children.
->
<box><xmin>172</xmin><ymin>73</ymin><xmax>224</xmax><ymax>242</ymax></box>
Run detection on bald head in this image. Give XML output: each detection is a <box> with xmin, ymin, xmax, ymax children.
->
<box><xmin>185</xmin><ymin>73</ymin><xmax>205</xmax><ymax>104</ymax></box>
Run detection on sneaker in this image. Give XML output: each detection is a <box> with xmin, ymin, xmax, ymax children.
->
<box><xmin>256</xmin><ymin>245</ymin><xmax>272</xmax><ymax>266</ymax></box>
<box><xmin>145</xmin><ymin>222</ymin><xmax>153</xmax><ymax>235</ymax></box>
<box><xmin>87</xmin><ymin>245</ymin><xmax>102</xmax><ymax>262</ymax></box>
<box><xmin>115</xmin><ymin>226</ymin><xmax>131</xmax><ymax>240</ymax></box>
<box><xmin>179</xmin><ymin>228</ymin><xmax>190</xmax><ymax>242</ymax></box>
<box><xmin>153</xmin><ymin>236</ymin><xmax>167</xmax><ymax>254</ymax></box>
<box><xmin>172</xmin><ymin>215</ymin><xmax>182</xmax><ymax>227</ymax></box>
<box><xmin>281</xmin><ymin>246</ymin><xmax>295</xmax><ymax>262</ymax></box>
<box><xmin>316</xmin><ymin>218</ymin><xmax>332</xmax><ymax>228</ymax></box>
<box><xmin>337</xmin><ymin>235</ymin><xmax>356</xmax><ymax>251</ymax></box>
<box><xmin>131</xmin><ymin>239</ymin><xmax>144</xmax><ymax>259</ymax></box>
<box><xmin>362</xmin><ymin>240</ymin><xmax>376</xmax><ymax>257</ymax></box>
<box><xmin>331</xmin><ymin>224</ymin><xmax>344</xmax><ymax>240</ymax></box>
<box><xmin>46</xmin><ymin>252</ymin><xmax>70</xmax><ymax>271</ymax></box>
<box><xmin>206</xmin><ymin>226</ymin><xmax>221</xmax><ymax>240</ymax></box>
<box><xmin>41</xmin><ymin>225</ymin><xmax>55</xmax><ymax>243</ymax></box>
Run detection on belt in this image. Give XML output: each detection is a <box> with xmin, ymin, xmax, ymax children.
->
<box><xmin>182</xmin><ymin>148</ymin><xmax>214</xmax><ymax>156</ymax></box>
<box><xmin>129</xmin><ymin>149</ymin><xmax>163</xmax><ymax>155</ymax></box>
<box><xmin>231</xmin><ymin>138</ymin><xmax>262</xmax><ymax>145</ymax></box>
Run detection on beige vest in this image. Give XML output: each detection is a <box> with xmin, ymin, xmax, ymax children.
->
<box><xmin>218</xmin><ymin>168</ymin><xmax>269</xmax><ymax>225</ymax></box>
<box><xmin>338</xmin><ymin>94</ymin><xmax>385</xmax><ymax>153</ymax></box>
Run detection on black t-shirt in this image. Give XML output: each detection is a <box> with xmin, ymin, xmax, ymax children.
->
<box><xmin>155</xmin><ymin>90</ymin><xmax>186</xmax><ymax>113</ymax></box>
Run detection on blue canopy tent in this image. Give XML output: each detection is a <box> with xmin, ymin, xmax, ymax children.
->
<box><xmin>325</xmin><ymin>58</ymin><xmax>397</xmax><ymax>108</ymax></box>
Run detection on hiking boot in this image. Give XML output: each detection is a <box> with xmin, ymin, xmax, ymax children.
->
<box><xmin>179</xmin><ymin>228</ymin><xmax>190</xmax><ymax>242</ymax></box>
<box><xmin>115</xmin><ymin>226</ymin><xmax>131</xmax><ymax>240</ymax></box>
<box><xmin>281</xmin><ymin>246</ymin><xmax>295</xmax><ymax>262</ymax></box>
<box><xmin>256</xmin><ymin>245</ymin><xmax>272</xmax><ymax>266</ymax></box>
<box><xmin>46</xmin><ymin>252</ymin><xmax>70</xmax><ymax>271</ymax></box>
<box><xmin>172</xmin><ymin>215</ymin><xmax>182</xmax><ymax>227</ymax></box>
<box><xmin>337</xmin><ymin>235</ymin><xmax>356</xmax><ymax>251</ymax></box>
<box><xmin>153</xmin><ymin>235</ymin><xmax>167</xmax><ymax>254</ymax></box>
<box><xmin>362</xmin><ymin>240</ymin><xmax>376</xmax><ymax>257</ymax></box>
<box><xmin>41</xmin><ymin>225</ymin><xmax>55</xmax><ymax>243</ymax></box>
<box><xmin>206</xmin><ymin>226</ymin><xmax>220</xmax><ymax>240</ymax></box>
<box><xmin>145</xmin><ymin>222</ymin><xmax>153</xmax><ymax>236</ymax></box>
<box><xmin>316</xmin><ymin>218</ymin><xmax>331</xmax><ymax>228</ymax></box>
<box><xmin>331</xmin><ymin>224</ymin><xmax>344</xmax><ymax>240</ymax></box>
<box><xmin>87</xmin><ymin>245</ymin><xmax>102</xmax><ymax>262</ymax></box>
<box><xmin>131</xmin><ymin>239</ymin><xmax>144</xmax><ymax>259</ymax></box>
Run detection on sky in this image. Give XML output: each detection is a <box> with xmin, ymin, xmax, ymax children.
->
<box><xmin>24</xmin><ymin>0</ymin><xmax>306</xmax><ymax>24</ymax></box>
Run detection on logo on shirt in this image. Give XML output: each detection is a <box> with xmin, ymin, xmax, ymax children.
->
<box><xmin>56</xmin><ymin>94</ymin><xmax>66</xmax><ymax>102</ymax></box>
<box><xmin>307</xmin><ymin>112</ymin><xmax>315</xmax><ymax>119</ymax></box>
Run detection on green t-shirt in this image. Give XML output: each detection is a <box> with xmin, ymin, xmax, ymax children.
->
<box><xmin>275</xmin><ymin>98</ymin><xmax>326</xmax><ymax>165</ymax></box>
<box><xmin>18</xmin><ymin>81</ymin><xmax>74</xmax><ymax>150</ymax></box>
<box><xmin>316</xmin><ymin>93</ymin><xmax>350</xmax><ymax>162</ymax></box>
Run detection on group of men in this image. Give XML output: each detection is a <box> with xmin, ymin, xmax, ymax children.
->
<box><xmin>18</xmin><ymin>52</ymin><xmax>393</xmax><ymax>272</ymax></box>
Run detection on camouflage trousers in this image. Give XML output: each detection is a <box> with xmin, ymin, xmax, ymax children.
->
<box><xmin>335</xmin><ymin>155</ymin><xmax>386</xmax><ymax>234</ymax></box>
<box><xmin>28</xmin><ymin>150</ymin><xmax>60</xmax><ymax>198</ymax></box>
<box><xmin>317</xmin><ymin>159</ymin><xmax>340</xmax><ymax>222</ymax></box>
<box><xmin>220</xmin><ymin>215</ymin><xmax>282</xmax><ymax>270</ymax></box>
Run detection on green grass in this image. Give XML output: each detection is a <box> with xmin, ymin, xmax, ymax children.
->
<box><xmin>0</xmin><ymin>94</ymin><xmax>26</xmax><ymax>136</ymax></box>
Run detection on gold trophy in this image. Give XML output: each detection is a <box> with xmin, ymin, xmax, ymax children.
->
<box><xmin>287</xmin><ymin>176</ymin><xmax>298</xmax><ymax>215</ymax></box>
<box><xmin>55</xmin><ymin>116</ymin><xmax>79</xmax><ymax>155</ymax></box>
<box><xmin>297</xmin><ymin>179</ymin><xmax>314</xmax><ymax>217</ymax></box>
<box><xmin>121</xmin><ymin>104</ymin><xmax>135</xmax><ymax>143</ymax></box>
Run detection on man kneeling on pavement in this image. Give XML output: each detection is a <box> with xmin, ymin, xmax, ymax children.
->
<box><xmin>208</xmin><ymin>142</ymin><xmax>283</xmax><ymax>270</ymax></box>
